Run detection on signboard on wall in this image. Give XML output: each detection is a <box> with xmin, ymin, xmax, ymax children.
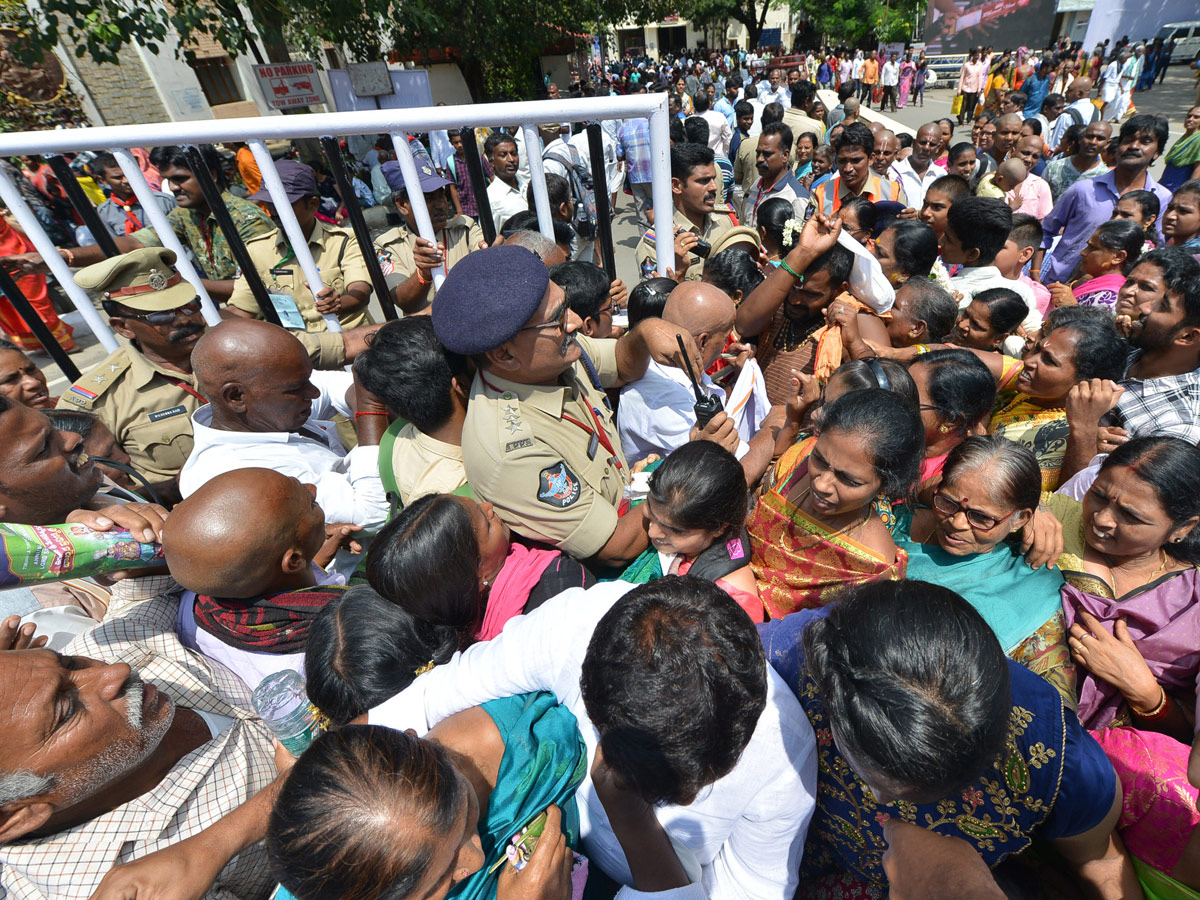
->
<box><xmin>252</xmin><ymin>60</ymin><xmax>327</xmax><ymax>110</ymax></box>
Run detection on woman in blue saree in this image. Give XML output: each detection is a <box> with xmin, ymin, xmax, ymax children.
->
<box><xmin>894</xmin><ymin>435</ymin><xmax>1075</xmax><ymax>706</ymax></box>
<box><xmin>759</xmin><ymin>581</ymin><xmax>1129</xmax><ymax>900</ymax></box>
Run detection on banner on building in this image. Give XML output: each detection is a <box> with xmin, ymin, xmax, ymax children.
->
<box><xmin>252</xmin><ymin>61</ymin><xmax>327</xmax><ymax>110</ymax></box>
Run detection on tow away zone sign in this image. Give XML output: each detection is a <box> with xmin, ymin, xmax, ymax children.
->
<box><xmin>252</xmin><ymin>61</ymin><xmax>327</xmax><ymax>110</ymax></box>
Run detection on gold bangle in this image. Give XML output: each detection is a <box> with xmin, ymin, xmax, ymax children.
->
<box><xmin>1132</xmin><ymin>685</ymin><xmax>1169</xmax><ymax>720</ymax></box>
<box><xmin>913</xmin><ymin>343</ymin><xmax>931</xmax><ymax>355</ymax></box>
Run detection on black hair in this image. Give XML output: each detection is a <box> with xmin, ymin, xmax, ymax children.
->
<box><xmin>828</xmin><ymin>359</ymin><xmax>919</xmax><ymax>408</ymax></box>
<box><xmin>669</xmin><ymin>119</ymin><xmax>686</xmax><ymax>146</ymax></box>
<box><xmin>757</xmin><ymin>196</ymin><xmax>801</xmax><ymax>251</ymax></box>
<box><xmin>1175</xmin><ymin>178</ymin><xmax>1200</xmax><ymax>203</ymax></box>
<box><xmin>943</xmin><ymin>434</ymin><xmax>1041</xmax><ymax>513</ymax></box>
<box><xmin>817</xmin><ymin>388</ymin><xmax>924</xmax><ymax>497</ymax></box>
<box><xmin>898</xmin><ymin>279</ymin><xmax>958</xmax><ymax>342</ymax></box>
<box><xmin>1118</xmin><ymin>114</ymin><xmax>1169</xmax><ymax>154</ymax></box>
<box><xmin>927</xmin><ymin>174</ymin><xmax>971</xmax><ymax>205</ymax></box>
<box><xmin>304</xmin><ymin>585</ymin><xmax>457</xmax><ymax>726</ymax></box>
<box><xmin>796</xmin><ymin>131</ymin><xmax>819</xmax><ymax>153</ymax></box>
<box><xmin>802</xmin><ymin>580</ymin><xmax>1011</xmax><ymax>797</ymax></box>
<box><xmin>648</xmin><ymin>442</ymin><xmax>747</xmax><ymax>537</ymax></box>
<box><xmin>762</xmin><ymin>101</ymin><xmax>785</xmax><ymax>126</ymax></box>
<box><xmin>149</xmin><ymin>144</ymin><xmax>226</xmax><ymax>189</ymax></box>
<box><xmin>704</xmin><ymin>248</ymin><xmax>764</xmax><ymax>300</ymax></box>
<box><xmin>692</xmin><ymin>91</ymin><xmax>710</xmax><ymax>113</ymax></box>
<box><xmin>1118</xmin><ymin>189</ymin><xmax>1161</xmax><ymax>236</ymax></box>
<box><xmin>366</xmin><ymin>493</ymin><xmax>483</xmax><ymax>644</ymax></box>
<box><xmin>683</xmin><ymin>116</ymin><xmax>710</xmax><ymax>146</ymax></box>
<box><xmin>790</xmin><ymin>80</ymin><xmax>816</xmax><ymax>109</ymax></box>
<box><xmin>947</xmin><ymin>143</ymin><xmax>976</xmax><ymax>168</ymax></box>
<box><xmin>834</xmin><ymin>121</ymin><xmax>875</xmax><ymax>156</ymax></box>
<box><xmin>0</xmin><ymin>338</ymin><xmax>19</xmax><ymax>354</ymax></box>
<box><xmin>89</xmin><ymin>152</ymin><xmax>119</xmax><ymax>175</ymax></box>
<box><xmin>897</xmin><ymin>133</ymin><xmax>913</xmax><ymax>151</ymax></box>
<box><xmin>840</xmin><ymin>196</ymin><xmax>876</xmax><ymax>236</ymax></box>
<box><xmin>971</xmin><ymin>287</ymin><xmax>1027</xmax><ymax>336</ymax></box>
<box><xmin>1137</xmin><ymin>247</ymin><xmax>1200</xmax><ymax>327</ymax></box>
<box><xmin>1007</xmin><ymin>213</ymin><xmax>1043</xmax><ymax>252</ymax></box>
<box><xmin>727</xmin><ymin>74</ymin><xmax>743</xmax><ymax>90</ymax></box>
<box><xmin>947</xmin><ymin>197</ymin><xmax>1012</xmax><ymax>265</ymax></box>
<box><xmin>911</xmin><ymin>348</ymin><xmax>996</xmax><ymax>435</ymax></box>
<box><xmin>1007</xmin><ymin>91</ymin><xmax>1029</xmax><ymax>111</ymax></box>
<box><xmin>352</xmin><ymin>318</ymin><xmax>468</xmax><ymax>434</ymax></box>
<box><xmin>484</xmin><ymin>132</ymin><xmax>518</xmax><ymax>159</ymax></box>
<box><xmin>1091</xmin><ymin>219</ymin><xmax>1149</xmax><ymax>275</ymax></box>
<box><xmin>1019</xmin><ymin>116</ymin><xmax>1041</xmax><ymax>136</ymax></box>
<box><xmin>527</xmin><ymin>173</ymin><xmax>571</xmax><ymax>212</ymax></box>
<box><xmin>550</xmin><ymin>261</ymin><xmax>611</xmax><ymax>322</ymax></box>
<box><xmin>499</xmin><ymin>211</ymin><xmax>576</xmax><ymax>251</ymax></box>
<box><xmin>1042</xmin><ymin>91</ymin><xmax>1065</xmax><ymax>112</ymax></box>
<box><xmin>628</xmin><ymin>277</ymin><xmax>674</xmax><ymax>326</ymax></box>
<box><xmin>760</xmin><ymin>121</ymin><xmax>794</xmax><ymax>154</ymax></box>
<box><xmin>885</xmin><ymin>220</ymin><xmax>939</xmax><ymax>279</ymax></box>
<box><xmin>1059</xmin><ymin>123</ymin><xmax>1085</xmax><ymax>155</ymax></box>
<box><xmin>1101</xmin><ymin>436</ymin><xmax>1200</xmax><ymax>565</ymax></box>
<box><xmin>837</xmin><ymin>82</ymin><xmax>856</xmax><ymax>102</ymax></box>
<box><xmin>671</xmin><ymin>142</ymin><xmax>715</xmax><ymax>181</ymax></box>
<box><xmin>580</xmin><ymin>575</ymin><xmax>767</xmax><ymax>806</ymax></box>
<box><xmin>268</xmin><ymin>725</ymin><xmax>462</xmax><ymax>900</ymax></box>
<box><xmin>807</xmin><ymin>242</ymin><xmax>855</xmax><ymax>287</ymax></box>
<box><xmin>1041</xmin><ymin>306</ymin><xmax>1127</xmax><ymax>382</ymax></box>
<box><xmin>734</xmin><ymin>99</ymin><xmax>754</xmax><ymax>120</ymax></box>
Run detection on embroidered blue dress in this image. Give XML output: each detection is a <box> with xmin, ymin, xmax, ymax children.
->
<box><xmin>759</xmin><ymin>609</ymin><xmax>1116</xmax><ymax>895</ymax></box>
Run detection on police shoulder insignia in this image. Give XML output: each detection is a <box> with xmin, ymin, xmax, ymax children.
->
<box><xmin>537</xmin><ymin>461</ymin><xmax>581</xmax><ymax>508</ymax></box>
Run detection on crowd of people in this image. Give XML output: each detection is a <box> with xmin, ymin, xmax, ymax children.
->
<box><xmin>3</xmin><ymin>28</ymin><xmax>1200</xmax><ymax>900</ymax></box>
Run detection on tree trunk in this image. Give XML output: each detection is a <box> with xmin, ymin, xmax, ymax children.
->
<box><xmin>458</xmin><ymin>56</ymin><xmax>488</xmax><ymax>103</ymax></box>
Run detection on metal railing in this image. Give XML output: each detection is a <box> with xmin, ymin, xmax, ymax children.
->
<box><xmin>0</xmin><ymin>93</ymin><xmax>673</xmax><ymax>353</ymax></box>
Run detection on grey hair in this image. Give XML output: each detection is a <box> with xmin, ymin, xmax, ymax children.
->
<box><xmin>942</xmin><ymin>435</ymin><xmax>1041</xmax><ymax>513</ymax></box>
<box><xmin>899</xmin><ymin>277</ymin><xmax>958</xmax><ymax>342</ymax></box>
<box><xmin>0</xmin><ymin>770</ymin><xmax>54</xmax><ymax>806</ymax></box>
<box><xmin>504</xmin><ymin>230</ymin><xmax>559</xmax><ymax>265</ymax></box>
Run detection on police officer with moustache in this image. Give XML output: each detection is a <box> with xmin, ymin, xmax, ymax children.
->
<box><xmin>58</xmin><ymin>247</ymin><xmax>377</xmax><ymax>505</ymax></box>
<box><xmin>432</xmin><ymin>245</ymin><xmax>735</xmax><ymax>568</ymax></box>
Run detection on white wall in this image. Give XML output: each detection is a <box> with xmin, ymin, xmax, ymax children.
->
<box><xmin>1083</xmin><ymin>0</ymin><xmax>1199</xmax><ymax>50</ymax></box>
<box><xmin>134</xmin><ymin>35</ymin><xmax>213</xmax><ymax>121</ymax></box>
<box><xmin>421</xmin><ymin>63</ymin><xmax>473</xmax><ymax>105</ymax></box>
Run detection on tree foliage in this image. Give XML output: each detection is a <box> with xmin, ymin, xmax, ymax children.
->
<box><xmin>791</xmin><ymin>0</ymin><xmax>924</xmax><ymax>45</ymax></box>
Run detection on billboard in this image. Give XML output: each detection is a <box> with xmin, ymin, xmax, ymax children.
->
<box><xmin>922</xmin><ymin>0</ymin><xmax>1055</xmax><ymax>54</ymax></box>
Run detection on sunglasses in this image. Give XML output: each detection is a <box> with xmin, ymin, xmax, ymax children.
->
<box><xmin>122</xmin><ymin>300</ymin><xmax>203</xmax><ymax>325</ymax></box>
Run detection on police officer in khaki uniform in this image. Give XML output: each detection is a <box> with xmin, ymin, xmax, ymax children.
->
<box><xmin>635</xmin><ymin>143</ymin><xmax>733</xmax><ymax>282</ymax></box>
<box><xmin>374</xmin><ymin>158</ymin><xmax>483</xmax><ymax>315</ymax></box>
<box><xmin>58</xmin><ymin>247</ymin><xmax>369</xmax><ymax>504</ymax></box>
<box><xmin>227</xmin><ymin>160</ymin><xmax>373</xmax><ymax>333</ymax></box>
<box><xmin>432</xmin><ymin>245</ymin><xmax>705</xmax><ymax>568</ymax></box>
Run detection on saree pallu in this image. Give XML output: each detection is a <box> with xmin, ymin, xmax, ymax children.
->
<box><xmin>989</xmin><ymin>394</ymin><xmax>1069</xmax><ymax>490</ymax></box>
<box><xmin>0</xmin><ymin>216</ymin><xmax>75</xmax><ymax>352</ymax></box>
<box><xmin>1094</xmin><ymin>726</ymin><xmax>1200</xmax><ymax>893</ymax></box>
<box><xmin>1073</xmin><ymin>272</ymin><xmax>1127</xmax><ymax>312</ymax></box>
<box><xmin>749</xmin><ymin>441</ymin><xmax>905</xmax><ymax>619</ymax></box>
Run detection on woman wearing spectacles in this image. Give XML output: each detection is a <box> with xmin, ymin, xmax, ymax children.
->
<box><xmin>896</xmin><ymin>434</ymin><xmax>1074</xmax><ymax>707</ymax></box>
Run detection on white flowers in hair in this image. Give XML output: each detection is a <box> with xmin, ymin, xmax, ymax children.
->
<box><xmin>781</xmin><ymin>217</ymin><xmax>802</xmax><ymax>250</ymax></box>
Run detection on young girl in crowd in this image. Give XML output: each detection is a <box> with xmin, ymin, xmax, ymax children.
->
<box><xmin>1046</xmin><ymin>219</ymin><xmax>1146</xmax><ymax>311</ymax></box>
<box><xmin>1111</xmin><ymin>189</ymin><xmax>1160</xmax><ymax>255</ymax></box>
<box><xmin>366</xmin><ymin>493</ymin><xmax>594</xmax><ymax>646</ymax></box>
<box><xmin>621</xmin><ymin>442</ymin><xmax>762</xmax><ymax>621</ymax></box>
<box><xmin>946</xmin><ymin>142</ymin><xmax>978</xmax><ymax>181</ymax></box>
<box><xmin>951</xmin><ymin>287</ymin><xmax>1029</xmax><ymax>352</ymax></box>
<box><xmin>1163</xmin><ymin>179</ymin><xmax>1200</xmax><ymax>258</ymax></box>
<box><xmin>749</xmin><ymin>387</ymin><xmax>923</xmax><ymax>618</ymax></box>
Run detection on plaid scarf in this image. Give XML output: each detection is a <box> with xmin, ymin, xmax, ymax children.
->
<box><xmin>193</xmin><ymin>585</ymin><xmax>345</xmax><ymax>654</ymax></box>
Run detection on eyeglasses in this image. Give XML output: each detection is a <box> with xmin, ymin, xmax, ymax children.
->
<box><xmin>518</xmin><ymin>302</ymin><xmax>569</xmax><ymax>334</ymax></box>
<box><xmin>932</xmin><ymin>491</ymin><xmax>1018</xmax><ymax>532</ymax></box>
<box><xmin>124</xmin><ymin>300</ymin><xmax>203</xmax><ymax>325</ymax></box>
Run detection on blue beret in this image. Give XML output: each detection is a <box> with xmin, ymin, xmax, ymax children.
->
<box><xmin>432</xmin><ymin>246</ymin><xmax>550</xmax><ymax>355</ymax></box>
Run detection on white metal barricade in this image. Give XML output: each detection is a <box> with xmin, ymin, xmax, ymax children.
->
<box><xmin>0</xmin><ymin>95</ymin><xmax>673</xmax><ymax>346</ymax></box>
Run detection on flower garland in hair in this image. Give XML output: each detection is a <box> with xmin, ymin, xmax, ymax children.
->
<box><xmin>781</xmin><ymin>217</ymin><xmax>802</xmax><ymax>251</ymax></box>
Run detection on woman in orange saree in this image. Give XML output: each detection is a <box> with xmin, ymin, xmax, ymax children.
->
<box><xmin>0</xmin><ymin>214</ymin><xmax>75</xmax><ymax>352</ymax></box>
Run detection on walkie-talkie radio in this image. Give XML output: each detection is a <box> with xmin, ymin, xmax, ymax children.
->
<box><xmin>676</xmin><ymin>334</ymin><xmax>723</xmax><ymax>429</ymax></box>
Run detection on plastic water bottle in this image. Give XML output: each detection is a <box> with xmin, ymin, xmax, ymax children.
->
<box><xmin>252</xmin><ymin>670</ymin><xmax>322</xmax><ymax>756</ymax></box>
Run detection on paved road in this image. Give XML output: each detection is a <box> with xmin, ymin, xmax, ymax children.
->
<box><xmin>36</xmin><ymin>67</ymin><xmax>1199</xmax><ymax>396</ymax></box>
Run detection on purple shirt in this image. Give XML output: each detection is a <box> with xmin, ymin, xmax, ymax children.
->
<box><xmin>1039</xmin><ymin>170</ymin><xmax>1172</xmax><ymax>283</ymax></box>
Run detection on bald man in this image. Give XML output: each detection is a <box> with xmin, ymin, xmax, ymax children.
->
<box><xmin>871</xmin><ymin>131</ymin><xmax>900</xmax><ymax>176</ymax></box>
<box><xmin>165</xmin><ymin>467</ymin><xmax>343</xmax><ymax>690</ymax></box>
<box><xmin>179</xmin><ymin>319</ymin><xmax>389</xmax><ymax>545</ymax></box>
<box><xmin>1052</xmin><ymin>77</ymin><xmax>1100</xmax><ymax>148</ymax></box>
<box><xmin>616</xmin><ymin>281</ymin><xmax>781</xmax><ymax>484</ymax></box>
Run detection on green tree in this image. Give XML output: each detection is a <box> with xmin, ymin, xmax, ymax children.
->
<box><xmin>792</xmin><ymin>0</ymin><xmax>924</xmax><ymax>45</ymax></box>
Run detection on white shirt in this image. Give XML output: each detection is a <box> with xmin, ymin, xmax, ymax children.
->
<box><xmin>950</xmin><ymin>266</ymin><xmax>1042</xmax><ymax>356</ymax></box>
<box><xmin>1050</xmin><ymin>98</ymin><xmax>1099</xmax><ymax>149</ymax></box>
<box><xmin>887</xmin><ymin>157</ymin><xmax>946</xmax><ymax>208</ymax></box>
<box><xmin>756</xmin><ymin>84</ymin><xmax>789</xmax><ymax>106</ymax></box>
<box><xmin>851</xmin><ymin>57</ymin><xmax>865</xmax><ymax>79</ymax></box>
<box><xmin>697</xmin><ymin>109</ymin><xmax>734</xmax><ymax>158</ymax></box>
<box><xmin>488</xmin><ymin>175</ymin><xmax>529</xmax><ymax>234</ymax></box>
<box><xmin>179</xmin><ymin>370</ymin><xmax>389</xmax><ymax>532</ymax></box>
<box><xmin>571</xmin><ymin>128</ymin><xmax>623</xmax><ymax>196</ymax></box>
<box><xmin>1101</xmin><ymin>61</ymin><xmax>1120</xmax><ymax>101</ymax></box>
<box><xmin>881</xmin><ymin>61</ymin><xmax>900</xmax><ymax>86</ymax></box>
<box><xmin>369</xmin><ymin>582</ymin><xmax>817</xmax><ymax>900</ymax></box>
<box><xmin>618</xmin><ymin>359</ymin><xmax>748</xmax><ymax>463</ymax></box>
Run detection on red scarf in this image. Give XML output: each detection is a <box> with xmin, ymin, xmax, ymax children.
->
<box><xmin>194</xmin><ymin>585</ymin><xmax>345</xmax><ymax>654</ymax></box>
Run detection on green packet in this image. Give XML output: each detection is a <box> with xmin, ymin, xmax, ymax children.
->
<box><xmin>0</xmin><ymin>523</ymin><xmax>163</xmax><ymax>587</ymax></box>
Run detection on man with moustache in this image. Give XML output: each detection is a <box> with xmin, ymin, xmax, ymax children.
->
<box><xmin>433</xmin><ymin>245</ymin><xmax>704</xmax><ymax>568</ymax></box>
<box><xmin>58</xmin><ymin>248</ymin><xmax>375</xmax><ymax>506</ymax></box>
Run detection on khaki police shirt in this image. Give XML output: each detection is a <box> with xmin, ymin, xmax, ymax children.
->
<box><xmin>373</xmin><ymin>215</ymin><xmax>483</xmax><ymax>296</ymax></box>
<box><xmin>227</xmin><ymin>218</ymin><xmax>373</xmax><ymax>333</ymax></box>
<box><xmin>635</xmin><ymin>207</ymin><xmax>734</xmax><ymax>282</ymax></box>
<box><xmin>55</xmin><ymin>334</ymin><xmax>346</xmax><ymax>488</ymax></box>
<box><xmin>461</xmin><ymin>335</ymin><xmax>628</xmax><ymax>560</ymax></box>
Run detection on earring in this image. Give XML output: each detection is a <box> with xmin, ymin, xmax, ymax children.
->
<box><xmin>1173</xmin><ymin>538</ymin><xmax>1183</xmax><ymax>543</ymax></box>
<box><xmin>938</xmin><ymin>424</ymin><xmax>951</xmax><ymax>433</ymax></box>
<box><xmin>482</xmin><ymin>580</ymin><xmax>490</xmax><ymax>588</ymax></box>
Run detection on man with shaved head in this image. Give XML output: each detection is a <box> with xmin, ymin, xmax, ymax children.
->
<box><xmin>617</xmin><ymin>281</ymin><xmax>779</xmax><ymax>481</ymax></box>
<box><xmin>1050</xmin><ymin>77</ymin><xmax>1099</xmax><ymax>150</ymax></box>
<box><xmin>165</xmin><ymin>468</ymin><xmax>342</xmax><ymax>690</ymax></box>
<box><xmin>870</xmin><ymin>130</ymin><xmax>901</xmax><ymax>176</ymax></box>
<box><xmin>179</xmin><ymin>319</ymin><xmax>389</xmax><ymax>538</ymax></box>
<box><xmin>988</xmin><ymin>113</ymin><xmax>1024</xmax><ymax>169</ymax></box>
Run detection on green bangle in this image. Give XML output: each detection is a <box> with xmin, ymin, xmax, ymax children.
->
<box><xmin>780</xmin><ymin>260</ymin><xmax>805</xmax><ymax>283</ymax></box>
